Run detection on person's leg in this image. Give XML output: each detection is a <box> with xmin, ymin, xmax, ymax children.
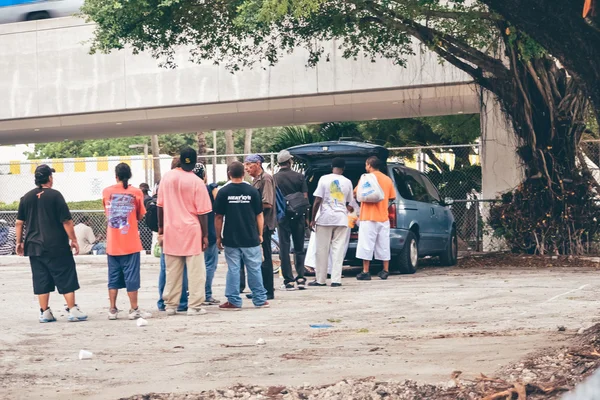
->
<box><xmin>278</xmin><ymin>219</ymin><xmax>294</xmax><ymax>284</ymax></box>
<box><xmin>38</xmin><ymin>293</ymin><xmax>50</xmax><ymax>310</ymax></box>
<box><xmin>373</xmin><ymin>222</ymin><xmax>392</xmax><ymax>276</ymax></box>
<box><xmin>314</xmin><ymin>225</ymin><xmax>332</xmax><ymax>284</ymax></box>
<box><xmin>330</xmin><ymin>227</ymin><xmax>348</xmax><ymax>284</ymax></box>
<box><xmin>186</xmin><ymin>253</ymin><xmax>206</xmax><ymax>310</ymax></box>
<box><xmin>157</xmin><ymin>252</ymin><xmax>167</xmax><ymax>310</ymax></box>
<box><xmin>164</xmin><ymin>255</ymin><xmax>185</xmax><ymax>311</ymax></box>
<box><xmin>242</xmin><ymin>246</ymin><xmax>268</xmax><ymax>306</ymax></box>
<box><xmin>261</xmin><ymin>229</ymin><xmax>274</xmax><ymax>298</ymax></box>
<box><xmin>30</xmin><ymin>256</ymin><xmax>54</xmax><ymax>309</ymax></box>
<box><xmin>63</xmin><ymin>292</ymin><xmax>76</xmax><ymax>309</ymax></box>
<box><xmin>239</xmin><ymin>259</ymin><xmax>246</xmax><ymax>292</ymax></box>
<box><xmin>107</xmin><ymin>255</ymin><xmax>125</xmax><ymax>311</ymax></box>
<box><xmin>291</xmin><ymin>218</ymin><xmax>307</xmax><ymax>281</ymax></box>
<box><xmin>51</xmin><ymin>253</ymin><xmax>86</xmax><ymax>320</ymax></box>
<box><xmin>224</xmin><ymin>247</ymin><xmax>243</xmax><ymax>307</ymax></box>
<box><xmin>123</xmin><ymin>253</ymin><xmax>141</xmax><ymax>310</ymax></box>
<box><xmin>356</xmin><ymin>221</ymin><xmax>377</xmax><ymax>274</ymax></box>
<box><xmin>204</xmin><ymin>243</ymin><xmax>219</xmax><ymax>300</ymax></box>
<box><xmin>179</xmin><ymin>263</ymin><xmax>189</xmax><ymax>311</ymax></box>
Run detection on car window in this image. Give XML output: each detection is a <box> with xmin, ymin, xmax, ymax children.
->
<box><xmin>403</xmin><ymin>170</ymin><xmax>432</xmax><ymax>203</ymax></box>
<box><xmin>392</xmin><ymin>168</ymin><xmax>414</xmax><ymax>200</ymax></box>
<box><xmin>420</xmin><ymin>174</ymin><xmax>441</xmax><ymax>204</ymax></box>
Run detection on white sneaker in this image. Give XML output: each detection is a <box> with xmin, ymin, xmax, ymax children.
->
<box><xmin>187</xmin><ymin>308</ymin><xmax>207</xmax><ymax>316</ymax></box>
<box><xmin>39</xmin><ymin>308</ymin><xmax>56</xmax><ymax>323</ymax></box>
<box><xmin>166</xmin><ymin>308</ymin><xmax>177</xmax><ymax>316</ymax></box>
<box><xmin>128</xmin><ymin>308</ymin><xmax>153</xmax><ymax>320</ymax></box>
<box><xmin>108</xmin><ymin>308</ymin><xmax>119</xmax><ymax>320</ymax></box>
<box><xmin>67</xmin><ymin>305</ymin><xmax>88</xmax><ymax>322</ymax></box>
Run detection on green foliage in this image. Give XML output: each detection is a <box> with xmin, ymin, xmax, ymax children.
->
<box><xmin>0</xmin><ymin>199</ymin><xmax>103</xmax><ymax>211</ymax></box>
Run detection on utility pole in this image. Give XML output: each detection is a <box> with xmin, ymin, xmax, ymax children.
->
<box><xmin>212</xmin><ymin>130</ymin><xmax>217</xmax><ymax>184</ymax></box>
<box><xmin>151</xmin><ymin>135</ymin><xmax>161</xmax><ymax>185</ymax></box>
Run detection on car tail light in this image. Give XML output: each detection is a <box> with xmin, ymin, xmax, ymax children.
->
<box><xmin>388</xmin><ymin>204</ymin><xmax>397</xmax><ymax>228</ymax></box>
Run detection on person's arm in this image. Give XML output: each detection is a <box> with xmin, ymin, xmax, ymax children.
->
<box><xmin>63</xmin><ymin>220</ymin><xmax>79</xmax><ymax>255</ymax></box>
<box><xmin>137</xmin><ymin>192</ymin><xmax>146</xmax><ymax>221</ymax></box>
<box><xmin>261</xmin><ymin>177</ymin><xmax>275</xmax><ymax>210</ymax></box>
<box><xmin>15</xmin><ymin>220</ymin><xmax>24</xmax><ymax>256</ymax></box>
<box><xmin>215</xmin><ymin>214</ymin><xmax>224</xmax><ymax>249</ymax></box>
<box><xmin>301</xmin><ymin>175</ymin><xmax>309</xmax><ymax>199</ymax></box>
<box><xmin>311</xmin><ymin>197</ymin><xmax>323</xmax><ymax>231</ymax></box>
<box><xmin>198</xmin><ymin>214</ymin><xmax>209</xmax><ymax>251</ymax></box>
<box><xmin>87</xmin><ymin>227</ymin><xmax>96</xmax><ymax>245</ymax></box>
<box><xmin>256</xmin><ymin>213</ymin><xmax>264</xmax><ymax>243</ymax></box>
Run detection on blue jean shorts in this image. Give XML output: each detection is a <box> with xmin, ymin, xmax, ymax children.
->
<box><xmin>108</xmin><ymin>253</ymin><xmax>141</xmax><ymax>292</ymax></box>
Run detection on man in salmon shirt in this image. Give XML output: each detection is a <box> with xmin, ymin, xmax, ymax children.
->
<box><xmin>355</xmin><ymin>156</ymin><xmax>396</xmax><ymax>281</ymax></box>
<box><xmin>102</xmin><ymin>163</ymin><xmax>148</xmax><ymax>320</ymax></box>
<box><xmin>157</xmin><ymin>147</ymin><xmax>212</xmax><ymax>316</ymax></box>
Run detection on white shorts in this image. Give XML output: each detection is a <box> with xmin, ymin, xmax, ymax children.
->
<box><xmin>356</xmin><ymin>221</ymin><xmax>391</xmax><ymax>261</ymax></box>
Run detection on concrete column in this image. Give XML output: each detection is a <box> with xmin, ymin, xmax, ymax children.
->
<box><xmin>480</xmin><ymin>91</ymin><xmax>523</xmax><ymax>251</ymax></box>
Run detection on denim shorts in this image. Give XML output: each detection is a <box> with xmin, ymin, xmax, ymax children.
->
<box><xmin>108</xmin><ymin>253</ymin><xmax>141</xmax><ymax>292</ymax></box>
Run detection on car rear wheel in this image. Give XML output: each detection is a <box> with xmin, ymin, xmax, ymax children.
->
<box><xmin>26</xmin><ymin>11</ymin><xmax>51</xmax><ymax>21</ymax></box>
<box><xmin>396</xmin><ymin>231</ymin><xmax>418</xmax><ymax>274</ymax></box>
<box><xmin>439</xmin><ymin>229</ymin><xmax>458</xmax><ymax>266</ymax></box>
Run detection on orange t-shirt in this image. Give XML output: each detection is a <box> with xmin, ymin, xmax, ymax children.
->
<box><xmin>358</xmin><ymin>171</ymin><xmax>396</xmax><ymax>222</ymax></box>
<box><xmin>102</xmin><ymin>184</ymin><xmax>146</xmax><ymax>256</ymax></box>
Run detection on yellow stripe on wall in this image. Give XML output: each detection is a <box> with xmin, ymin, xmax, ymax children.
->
<box><xmin>30</xmin><ymin>161</ymin><xmax>41</xmax><ymax>174</ymax></box>
<box><xmin>9</xmin><ymin>161</ymin><xmax>20</xmax><ymax>175</ymax></box>
<box><xmin>53</xmin><ymin>160</ymin><xmax>64</xmax><ymax>173</ymax></box>
<box><xmin>74</xmin><ymin>158</ymin><xmax>86</xmax><ymax>172</ymax></box>
<box><xmin>97</xmin><ymin>157</ymin><xmax>109</xmax><ymax>171</ymax></box>
<box><xmin>120</xmin><ymin>156</ymin><xmax>131</xmax><ymax>166</ymax></box>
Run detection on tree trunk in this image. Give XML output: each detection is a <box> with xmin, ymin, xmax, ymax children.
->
<box><xmin>151</xmin><ymin>135</ymin><xmax>161</xmax><ymax>185</ymax></box>
<box><xmin>244</xmin><ymin>128</ymin><xmax>253</xmax><ymax>155</ymax></box>
<box><xmin>481</xmin><ymin>0</ymin><xmax>600</xmax><ymax>127</ymax></box>
<box><xmin>486</xmin><ymin>32</ymin><xmax>598</xmax><ymax>255</ymax></box>
<box><xmin>225</xmin><ymin>130</ymin><xmax>235</xmax><ymax>165</ymax></box>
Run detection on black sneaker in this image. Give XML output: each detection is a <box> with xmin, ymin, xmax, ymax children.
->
<box><xmin>378</xmin><ymin>270</ymin><xmax>390</xmax><ymax>280</ymax></box>
<box><xmin>356</xmin><ymin>272</ymin><xmax>371</xmax><ymax>281</ymax></box>
<box><xmin>308</xmin><ymin>280</ymin><xmax>327</xmax><ymax>287</ymax></box>
<box><xmin>331</xmin><ymin>283</ymin><xmax>342</xmax><ymax>287</ymax></box>
<box><xmin>296</xmin><ymin>278</ymin><xmax>307</xmax><ymax>290</ymax></box>
<box><xmin>284</xmin><ymin>282</ymin><xmax>296</xmax><ymax>291</ymax></box>
<box><xmin>246</xmin><ymin>294</ymin><xmax>253</xmax><ymax>299</ymax></box>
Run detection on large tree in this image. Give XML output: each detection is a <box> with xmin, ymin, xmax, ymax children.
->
<box><xmin>83</xmin><ymin>0</ymin><xmax>600</xmax><ymax>254</ymax></box>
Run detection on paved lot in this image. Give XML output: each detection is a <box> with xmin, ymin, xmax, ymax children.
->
<box><xmin>0</xmin><ymin>256</ymin><xmax>599</xmax><ymax>399</ymax></box>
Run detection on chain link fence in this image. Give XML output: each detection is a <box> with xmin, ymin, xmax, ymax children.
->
<box><xmin>0</xmin><ymin>144</ymin><xmax>486</xmax><ymax>255</ymax></box>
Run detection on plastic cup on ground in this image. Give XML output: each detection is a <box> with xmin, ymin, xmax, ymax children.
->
<box><xmin>79</xmin><ymin>350</ymin><xmax>93</xmax><ymax>360</ymax></box>
<box><xmin>137</xmin><ymin>318</ymin><xmax>148</xmax><ymax>327</ymax></box>
<box><xmin>92</xmin><ymin>250</ymin><xmax>98</xmax><ymax>255</ymax></box>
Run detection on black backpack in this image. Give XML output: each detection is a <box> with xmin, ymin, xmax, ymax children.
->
<box><xmin>144</xmin><ymin>196</ymin><xmax>159</xmax><ymax>232</ymax></box>
<box><xmin>285</xmin><ymin>192</ymin><xmax>310</xmax><ymax>219</ymax></box>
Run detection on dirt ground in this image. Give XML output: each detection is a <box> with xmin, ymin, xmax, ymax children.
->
<box><xmin>1</xmin><ymin>254</ymin><xmax>600</xmax><ymax>400</ymax></box>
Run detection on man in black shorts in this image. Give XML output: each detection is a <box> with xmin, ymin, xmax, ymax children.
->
<box><xmin>16</xmin><ymin>164</ymin><xmax>88</xmax><ymax>323</ymax></box>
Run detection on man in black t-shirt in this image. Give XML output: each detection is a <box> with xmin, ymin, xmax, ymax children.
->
<box><xmin>214</xmin><ymin>161</ymin><xmax>270</xmax><ymax>311</ymax></box>
<box><xmin>274</xmin><ymin>150</ymin><xmax>309</xmax><ymax>290</ymax></box>
<box><xmin>16</xmin><ymin>164</ymin><xmax>87</xmax><ymax>323</ymax></box>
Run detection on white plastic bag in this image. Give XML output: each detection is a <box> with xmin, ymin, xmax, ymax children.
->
<box><xmin>356</xmin><ymin>173</ymin><xmax>384</xmax><ymax>203</ymax></box>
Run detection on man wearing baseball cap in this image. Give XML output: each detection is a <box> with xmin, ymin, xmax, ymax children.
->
<box><xmin>16</xmin><ymin>164</ymin><xmax>87</xmax><ymax>323</ymax></box>
<box><xmin>274</xmin><ymin>150</ymin><xmax>309</xmax><ymax>290</ymax></box>
<box><xmin>158</xmin><ymin>148</ymin><xmax>213</xmax><ymax>316</ymax></box>
<box><xmin>244</xmin><ymin>154</ymin><xmax>276</xmax><ymax>299</ymax></box>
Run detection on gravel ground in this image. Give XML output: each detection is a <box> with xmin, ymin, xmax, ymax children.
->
<box><xmin>1</xmin><ymin>255</ymin><xmax>600</xmax><ymax>400</ymax></box>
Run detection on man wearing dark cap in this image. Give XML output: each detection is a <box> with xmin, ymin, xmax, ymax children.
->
<box><xmin>157</xmin><ymin>148</ymin><xmax>213</xmax><ymax>316</ymax></box>
<box><xmin>244</xmin><ymin>154</ymin><xmax>276</xmax><ymax>300</ymax></box>
<box><xmin>274</xmin><ymin>150</ymin><xmax>309</xmax><ymax>290</ymax></box>
<box><xmin>16</xmin><ymin>164</ymin><xmax>88</xmax><ymax>323</ymax></box>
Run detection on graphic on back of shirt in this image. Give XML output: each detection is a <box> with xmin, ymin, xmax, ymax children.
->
<box><xmin>329</xmin><ymin>179</ymin><xmax>345</xmax><ymax>206</ymax></box>
<box><xmin>107</xmin><ymin>193</ymin><xmax>136</xmax><ymax>234</ymax></box>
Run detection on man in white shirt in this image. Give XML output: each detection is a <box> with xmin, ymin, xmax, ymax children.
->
<box><xmin>309</xmin><ymin>158</ymin><xmax>354</xmax><ymax>287</ymax></box>
<box><xmin>74</xmin><ymin>217</ymin><xmax>106</xmax><ymax>255</ymax></box>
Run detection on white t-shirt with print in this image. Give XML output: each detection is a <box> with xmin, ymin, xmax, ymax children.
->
<box><xmin>313</xmin><ymin>173</ymin><xmax>353</xmax><ymax>227</ymax></box>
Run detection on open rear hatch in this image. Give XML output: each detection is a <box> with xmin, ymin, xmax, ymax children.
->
<box><xmin>287</xmin><ymin>141</ymin><xmax>389</xmax><ymax>169</ymax></box>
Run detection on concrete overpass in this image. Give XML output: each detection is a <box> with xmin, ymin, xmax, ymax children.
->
<box><xmin>0</xmin><ymin>17</ymin><xmax>481</xmax><ymax>145</ymax></box>
<box><xmin>0</xmin><ymin>17</ymin><xmax>520</xmax><ymax>207</ymax></box>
